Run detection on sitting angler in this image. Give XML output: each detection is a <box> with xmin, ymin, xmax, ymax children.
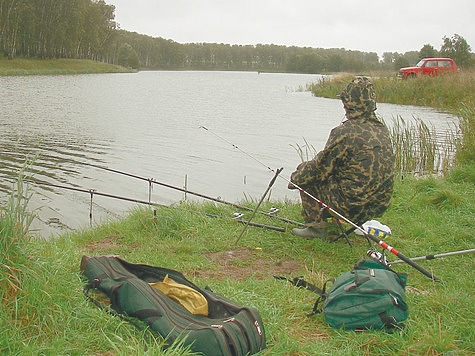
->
<box><xmin>288</xmin><ymin>77</ymin><xmax>395</xmax><ymax>239</ymax></box>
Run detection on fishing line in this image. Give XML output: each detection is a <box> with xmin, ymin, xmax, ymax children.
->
<box><xmin>200</xmin><ymin>125</ymin><xmax>353</xmax><ymax>229</ymax></box>
<box><xmin>199</xmin><ymin>126</ymin><xmax>277</xmax><ymax>174</ymax></box>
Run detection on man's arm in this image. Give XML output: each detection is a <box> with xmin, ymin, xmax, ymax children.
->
<box><xmin>288</xmin><ymin>126</ymin><xmax>348</xmax><ymax>189</ymax></box>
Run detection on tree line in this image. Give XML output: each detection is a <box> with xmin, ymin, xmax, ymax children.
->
<box><xmin>114</xmin><ymin>30</ymin><xmax>382</xmax><ymax>72</ymax></box>
<box><xmin>382</xmin><ymin>34</ymin><xmax>473</xmax><ymax>70</ymax></box>
<box><xmin>1</xmin><ymin>0</ymin><xmax>472</xmax><ymax>72</ymax></box>
<box><xmin>0</xmin><ymin>0</ymin><xmax>116</xmax><ymax>60</ymax></box>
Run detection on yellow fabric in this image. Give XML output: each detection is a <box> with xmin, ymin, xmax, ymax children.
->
<box><xmin>149</xmin><ymin>275</ymin><xmax>209</xmax><ymax>316</ymax></box>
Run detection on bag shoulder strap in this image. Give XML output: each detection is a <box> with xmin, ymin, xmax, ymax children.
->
<box><xmin>274</xmin><ymin>275</ymin><xmax>326</xmax><ymax>295</ymax></box>
<box><xmin>274</xmin><ymin>275</ymin><xmax>333</xmax><ymax>316</ymax></box>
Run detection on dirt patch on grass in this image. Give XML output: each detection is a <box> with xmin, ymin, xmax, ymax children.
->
<box><xmin>81</xmin><ymin>237</ymin><xmax>140</xmax><ymax>252</ymax></box>
<box><xmin>82</xmin><ymin>237</ymin><xmax>121</xmax><ymax>251</ymax></box>
<box><xmin>195</xmin><ymin>247</ymin><xmax>304</xmax><ymax>280</ymax></box>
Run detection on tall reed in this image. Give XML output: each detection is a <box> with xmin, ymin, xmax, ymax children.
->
<box><xmin>290</xmin><ymin>138</ymin><xmax>317</xmax><ymax>163</ymax></box>
<box><xmin>0</xmin><ymin>168</ymin><xmax>35</xmax><ymax>302</ymax></box>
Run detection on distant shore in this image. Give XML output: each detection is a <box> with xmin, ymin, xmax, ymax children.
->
<box><xmin>0</xmin><ymin>58</ymin><xmax>136</xmax><ymax>76</ymax></box>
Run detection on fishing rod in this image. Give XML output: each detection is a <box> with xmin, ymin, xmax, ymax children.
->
<box><xmin>390</xmin><ymin>248</ymin><xmax>475</xmax><ymax>265</ymax></box>
<box><xmin>82</xmin><ymin>162</ymin><xmax>305</xmax><ymax>227</ymax></box>
<box><xmin>200</xmin><ymin>125</ymin><xmax>441</xmax><ymax>282</ymax></box>
<box><xmin>19</xmin><ymin>179</ymin><xmax>168</xmax><ymax>208</ymax></box>
<box><xmin>6</xmin><ymin>176</ymin><xmax>285</xmax><ymax>232</ymax></box>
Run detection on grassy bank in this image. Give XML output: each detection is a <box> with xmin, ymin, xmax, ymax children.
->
<box><xmin>1</xmin><ymin>74</ymin><xmax>474</xmax><ymax>354</ymax></box>
<box><xmin>0</xmin><ymin>57</ymin><xmax>135</xmax><ymax>76</ymax></box>
<box><xmin>1</xmin><ymin>173</ymin><xmax>473</xmax><ymax>355</ymax></box>
<box><xmin>309</xmin><ymin>69</ymin><xmax>475</xmax><ymax>112</ymax></box>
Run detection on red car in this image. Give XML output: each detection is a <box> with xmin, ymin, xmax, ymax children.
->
<box><xmin>397</xmin><ymin>58</ymin><xmax>457</xmax><ymax>79</ymax></box>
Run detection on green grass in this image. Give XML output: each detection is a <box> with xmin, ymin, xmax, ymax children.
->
<box><xmin>0</xmin><ymin>57</ymin><xmax>135</xmax><ymax>76</ymax></box>
<box><xmin>1</xmin><ymin>176</ymin><xmax>473</xmax><ymax>354</ymax></box>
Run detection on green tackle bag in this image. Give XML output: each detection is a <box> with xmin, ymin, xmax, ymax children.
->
<box><xmin>278</xmin><ymin>258</ymin><xmax>408</xmax><ymax>330</ymax></box>
<box><xmin>318</xmin><ymin>258</ymin><xmax>408</xmax><ymax>330</ymax></box>
<box><xmin>81</xmin><ymin>255</ymin><xmax>266</xmax><ymax>356</ymax></box>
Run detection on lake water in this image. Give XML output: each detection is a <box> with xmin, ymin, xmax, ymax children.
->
<box><xmin>0</xmin><ymin>71</ymin><xmax>458</xmax><ymax>237</ymax></box>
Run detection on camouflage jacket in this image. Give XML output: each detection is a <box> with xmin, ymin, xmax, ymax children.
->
<box><xmin>289</xmin><ymin>116</ymin><xmax>395</xmax><ymax>209</ymax></box>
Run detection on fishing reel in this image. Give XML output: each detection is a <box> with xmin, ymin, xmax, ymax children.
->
<box><xmin>232</xmin><ymin>212</ymin><xmax>245</xmax><ymax>220</ymax></box>
<box><xmin>269</xmin><ymin>207</ymin><xmax>280</xmax><ymax>215</ymax></box>
<box><xmin>367</xmin><ymin>248</ymin><xmax>391</xmax><ymax>267</ymax></box>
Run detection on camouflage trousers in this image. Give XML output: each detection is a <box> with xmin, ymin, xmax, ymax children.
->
<box><xmin>299</xmin><ymin>185</ymin><xmax>389</xmax><ymax>228</ymax></box>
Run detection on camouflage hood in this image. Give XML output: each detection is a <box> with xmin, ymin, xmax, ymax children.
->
<box><xmin>340</xmin><ymin>77</ymin><xmax>377</xmax><ymax>120</ymax></box>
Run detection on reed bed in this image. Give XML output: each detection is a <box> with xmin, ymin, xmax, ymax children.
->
<box><xmin>390</xmin><ymin>116</ymin><xmax>460</xmax><ymax>175</ymax></box>
<box><xmin>454</xmin><ymin>103</ymin><xmax>475</xmax><ymax>164</ymax></box>
<box><xmin>373</xmin><ymin>70</ymin><xmax>474</xmax><ymax>111</ymax></box>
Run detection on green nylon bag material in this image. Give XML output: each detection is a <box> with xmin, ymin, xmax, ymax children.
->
<box><xmin>81</xmin><ymin>255</ymin><xmax>266</xmax><ymax>356</ymax></box>
<box><xmin>322</xmin><ymin>258</ymin><xmax>408</xmax><ymax>330</ymax></box>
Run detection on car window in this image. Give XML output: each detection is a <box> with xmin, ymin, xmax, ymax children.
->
<box><xmin>439</xmin><ymin>60</ymin><xmax>451</xmax><ymax>67</ymax></box>
<box><xmin>424</xmin><ymin>61</ymin><xmax>438</xmax><ymax>68</ymax></box>
<box><xmin>416</xmin><ymin>59</ymin><xmax>425</xmax><ymax>67</ymax></box>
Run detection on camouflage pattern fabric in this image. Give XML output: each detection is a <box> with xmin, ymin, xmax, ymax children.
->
<box><xmin>289</xmin><ymin>77</ymin><xmax>395</xmax><ymax>227</ymax></box>
<box><xmin>339</xmin><ymin>76</ymin><xmax>377</xmax><ymax>120</ymax></box>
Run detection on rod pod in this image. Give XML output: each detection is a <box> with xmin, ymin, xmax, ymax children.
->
<box><xmin>83</xmin><ymin>162</ymin><xmax>305</xmax><ymax>227</ymax></box>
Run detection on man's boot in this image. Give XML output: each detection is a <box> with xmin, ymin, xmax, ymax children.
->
<box><xmin>291</xmin><ymin>222</ymin><xmax>327</xmax><ymax>239</ymax></box>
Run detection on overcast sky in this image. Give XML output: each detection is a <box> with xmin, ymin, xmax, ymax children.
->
<box><xmin>105</xmin><ymin>0</ymin><xmax>474</xmax><ymax>58</ymax></box>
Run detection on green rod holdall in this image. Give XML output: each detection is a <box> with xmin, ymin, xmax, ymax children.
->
<box><xmin>81</xmin><ymin>255</ymin><xmax>266</xmax><ymax>356</ymax></box>
<box><xmin>278</xmin><ymin>258</ymin><xmax>408</xmax><ymax>330</ymax></box>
